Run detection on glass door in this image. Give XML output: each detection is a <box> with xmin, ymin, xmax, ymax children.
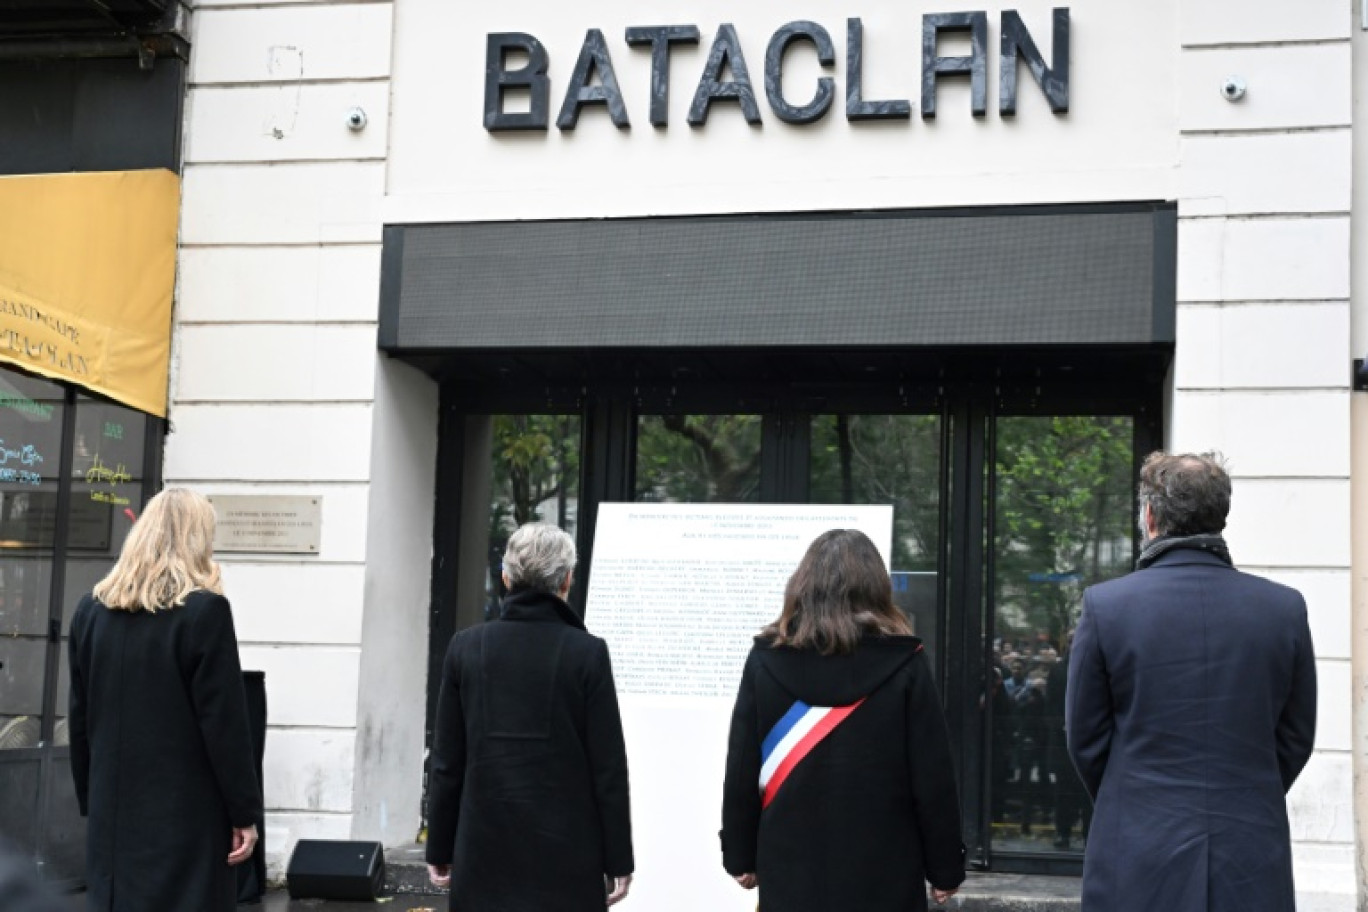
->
<box><xmin>635</xmin><ymin>414</ymin><xmax>762</xmax><ymax>504</ymax></box>
<box><xmin>984</xmin><ymin>415</ymin><xmax>1137</xmax><ymax>864</ymax></box>
<box><xmin>809</xmin><ymin>414</ymin><xmax>944</xmax><ymax>671</ymax></box>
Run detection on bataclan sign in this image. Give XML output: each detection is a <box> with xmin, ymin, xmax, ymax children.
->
<box><xmin>484</xmin><ymin>9</ymin><xmax>1069</xmax><ymax>131</ymax></box>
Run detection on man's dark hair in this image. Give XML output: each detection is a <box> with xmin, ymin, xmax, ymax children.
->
<box><xmin>1138</xmin><ymin>451</ymin><xmax>1231</xmax><ymax>536</ymax></box>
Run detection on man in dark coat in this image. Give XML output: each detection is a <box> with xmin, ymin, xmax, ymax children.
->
<box><xmin>1067</xmin><ymin>452</ymin><xmax>1317</xmax><ymax>912</ymax></box>
<box><xmin>427</xmin><ymin>523</ymin><xmax>634</xmax><ymax>911</ymax></box>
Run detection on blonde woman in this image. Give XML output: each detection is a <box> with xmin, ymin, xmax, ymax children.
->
<box><xmin>68</xmin><ymin>488</ymin><xmax>260</xmax><ymax>912</ymax></box>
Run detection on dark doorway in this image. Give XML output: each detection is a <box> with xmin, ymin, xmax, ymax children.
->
<box><xmin>387</xmin><ymin>201</ymin><xmax>1177</xmax><ymax>874</ymax></box>
<box><xmin>420</xmin><ymin>350</ymin><xmax>1164</xmax><ymax>874</ymax></box>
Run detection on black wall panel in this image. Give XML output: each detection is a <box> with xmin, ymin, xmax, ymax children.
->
<box><xmin>0</xmin><ymin>55</ymin><xmax>183</xmax><ymax>174</ymax></box>
<box><xmin>380</xmin><ymin>204</ymin><xmax>1177</xmax><ymax>353</ymax></box>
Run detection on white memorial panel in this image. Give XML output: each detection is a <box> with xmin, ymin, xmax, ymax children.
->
<box><xmin>585</xmin><ymin>503</ymin><xmax>893</xmax><ymax>911</ymax></box>
<box><xmin>589</xmin><ymin>504</ymin><xmax>893</xmax><ymax>697</ymax></box>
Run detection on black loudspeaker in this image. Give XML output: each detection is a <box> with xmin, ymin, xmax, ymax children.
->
<box><xmin>286</xmin><ymin>840</ymin><xmax>385</xmax><ymax>901</ymax></box>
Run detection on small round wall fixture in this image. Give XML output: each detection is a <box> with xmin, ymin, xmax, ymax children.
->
<box><xmin>1220</xmin><ymin>75</ymin><xmax>1247</xmax><ymax>102</ymax></box>
<box><xmin>346</xmin><ymin>106</ymin><xmax>368</xmax><ymax>131</ymax></box>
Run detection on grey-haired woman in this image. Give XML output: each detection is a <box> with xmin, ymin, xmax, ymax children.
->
<box><xmin>426</xmin><ymin>523</ymin><xmax>634</xmax><ymax>911</ymax></box>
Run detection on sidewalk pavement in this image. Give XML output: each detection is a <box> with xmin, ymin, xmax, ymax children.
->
<box><xmin>61</xmin><ymin>892</ymin><xmax>448</xmax><ymax>911</ymax></box>
<box><xmin>252</xmin><ymin>896</ymin><xmax>447</xmax><ymax>911</ymax></box>
<box><xmin>84</xmin><ymin>876</ymin><xmax>1080</xmax><ymax>910</ymax></box>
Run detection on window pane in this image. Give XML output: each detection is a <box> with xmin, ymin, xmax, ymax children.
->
<box><xmin>0</xmin><ymin>370</ymin><xmax>65</xmax><ymax>751</ymax></box>
<box><xmin>635</xmin><ymin>415</ymin><xmax>762</xmax><ymax>503</ymax></box>
<box><xmin>482</xmin><ymin>415</ymin><xmax>581</xmax><ymax>621</ymax></box>
<box><xmin>62</xmin><ymin>394</ymin><xmax>147</xmax><ymax>618</ymax></box>
<box><xmin>810</xmin><ymin>414</ymin><xmax>942</xmax><ymax>667</ymax></box>
<box><xmin>988</xmin><ymin>415</ymin><xmax>1134</xmax><ymax>856</ymax></box>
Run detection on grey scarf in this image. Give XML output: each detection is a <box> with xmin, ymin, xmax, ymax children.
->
<box><xmin>1136</xmin><ymin>533</ymin><xmax>1232</xmax><ymax>570</ymax></box>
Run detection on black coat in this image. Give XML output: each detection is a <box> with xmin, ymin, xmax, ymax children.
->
<box><xmin>426</xmin><ymin>589</ymin><xmax>633</xmax><ymax>912</ymax></box>
<box><xmin>68</xmin><ymin>591</ymin><xmax>261</xmax><ymax>912</ymax></box>
<box><xmin>721</xmin><ymin>636</ymin><xmax>965</xmax><ymax>912</ymax></box>
<box><xmin>1066</xmin><ymin>549</ymin><xmax>1317</xmax><ymax>912</ymax></box>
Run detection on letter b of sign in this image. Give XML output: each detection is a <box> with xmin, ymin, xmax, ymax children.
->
<box><xmin>485</xmin><ymin>33</ymin><xmax>551</xmax><ymax>130</ymax></box>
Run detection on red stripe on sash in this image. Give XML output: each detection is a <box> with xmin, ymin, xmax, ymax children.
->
<box><xmin>761</xmin><ymin>697</ymin><xmax>866</xmax><ymax>809</ymax></box>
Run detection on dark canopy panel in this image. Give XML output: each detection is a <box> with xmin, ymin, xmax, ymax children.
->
<box><xmin>0</xmin><ymin>57</ymin><xmax>184</xmax><ymax>174</ymax></box>
<box><xmin>380</xmin><ymin>204</ymin><xmax>1176</xmax><ymax>358</ymax></box>
<box><xmin>0</xmin><ymin>0</ymin><xmax>170</xmax><ymax>35</ymax></box>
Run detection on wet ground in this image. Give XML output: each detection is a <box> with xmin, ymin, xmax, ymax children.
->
<box><xmin>60</xmin><ymin>892</ymin><xmax>448</xmax><ymax>911</ymax></box>
<box><xmin>253</xmin><ymin>897</ymin><xmax>446</xmax><ymax>911</ymax></box>
<box><xmin>54</xmin><ymin>874</ymin><xmax>1085</xmax><ymax>911</ymax></box>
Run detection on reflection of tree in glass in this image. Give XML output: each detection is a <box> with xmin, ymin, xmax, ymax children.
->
<box><xmin>810</xmin><ymin>415</ymin><xmax>941</xmax><ymax>573</ymax></box>
<box><xmin>486</xmin><ymin>415</ymin><xmax>580</xmax><ymax>618</ymax></box>
<box><xmin>490</xmin><ymin>415</ymin><xmax>580</xmax><ymax>534</ymax></box>
<box><xmin>994</xmin><ymin>417</ymin><xmax>1134</xmax><ymax>647</ymax></box>
<box><xmin>635</xmin><ymin>415</ymin><xmax>762</xmax><ymax>503</ymax></box>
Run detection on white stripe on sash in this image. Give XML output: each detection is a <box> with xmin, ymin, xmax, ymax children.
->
<box><xmin>758</xmin><ymin>706</ymin><xmax>835</xmax><ymax>791</ymax></box>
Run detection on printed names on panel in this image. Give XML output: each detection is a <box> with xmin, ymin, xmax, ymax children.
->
<box><xmin>590</xmin><ymin>556</ymin><xmax>798</xmax><ymax>698</ymax></box>
<box><xmin>586</xmin><ymin>503</ymin><xmax>894</xmax><ymax>698</ymax></box>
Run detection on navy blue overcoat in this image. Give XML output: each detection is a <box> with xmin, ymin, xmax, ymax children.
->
<box><xmin>1066</xmin><ymin>548</ymin><xmax>1317</xmax><ymax>912</ymax></box>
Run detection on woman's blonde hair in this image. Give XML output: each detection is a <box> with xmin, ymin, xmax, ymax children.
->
<box><xmin>93</xmin><ymin>488</ymin><xmax>224</xmax><ymax>612</ymax></box>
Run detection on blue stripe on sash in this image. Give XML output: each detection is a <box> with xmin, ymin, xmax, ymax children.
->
<box><xmin>761</xmin><ymin>700</ymin><xmax>811</xmax><ymax>762</ymax></box>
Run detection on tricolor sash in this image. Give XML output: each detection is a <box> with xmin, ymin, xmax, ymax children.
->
<box><xmin>758</xmin><ymin>697</ymin><xmax>866</xmax><ymax>808</ymax></box>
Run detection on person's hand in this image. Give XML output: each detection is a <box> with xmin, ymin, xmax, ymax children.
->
<box><xmin>226</xmin><ymin>825</ymin><xmax>257</xmax><ymax>866</ymax></box>
<box><xmin>734</xmin><ymin>873</ymin><xmax>757</xmax><ymax>890</ymax></box>
<box><xmin>931</xmin><ymin>886</ymin><xmax>958</xmax><ymax>905</ymax></box>
<box><xmin>605</xmin><ymin>874</ymin><xmax>632</xmax><ymax>906</ymax></box>
<box><xmin>428</xmin><ymin>864</ymin><xmax>452</xmax><ymax>889</ymax></box>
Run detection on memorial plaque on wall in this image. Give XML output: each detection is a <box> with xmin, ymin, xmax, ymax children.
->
<box><xmin>208</xmin><ymin>495</ymin><xmax>322</xmax><ymax>554</ymax></box>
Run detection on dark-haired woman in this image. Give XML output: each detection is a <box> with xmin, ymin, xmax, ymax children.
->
<box><xmin>720</xmin><ymin>529</ymin><xmax>965</xmax><ymax>912</ymax></box>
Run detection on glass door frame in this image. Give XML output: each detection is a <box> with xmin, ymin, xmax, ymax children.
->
<box><xmin>427</xmin><ymin>372</ymin><xmax>1164</xmax><ymax>876</ymax></box>
<box><xmin>963</xmin><ymin>381</ymin><xmax>1165</xmax><ymax>875</ymax></box>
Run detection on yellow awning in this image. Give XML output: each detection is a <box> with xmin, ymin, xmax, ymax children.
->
<box><xmin>0</xmin><ymin>170</ymin><xmax>179</xmax><ymax>417</ymax></box>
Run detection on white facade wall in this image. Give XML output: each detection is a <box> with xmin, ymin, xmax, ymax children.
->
<box><xmin>1169</xmin><ymin>4</ymin><xmax>1354</xmax><ymax>902</ymax></box>
<box><xmin>171</xmin><ymin>0</ymin><xmax>435</xmax><ymax>869</ymax></box>
<box><xmin>174</xmin><ymin>0</ymin><xmax>1359</xmax><ymax>902</ymax></box>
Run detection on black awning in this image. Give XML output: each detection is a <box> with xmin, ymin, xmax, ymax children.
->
<box><xmin>0</xmin><ymin>0</ymin><xmax>170</xmax><ymax>36</ymax></box>
<box><xmin>380</xmin><ymin>203</ymin><xmax>1176</xmax><ymax>355</ymax></box>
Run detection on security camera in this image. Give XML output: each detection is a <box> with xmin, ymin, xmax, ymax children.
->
<box><xmin>345</xmin><ymin>107</ymin><xmax>368</xmax><ymax>131</ymax></box>
<box><xmin>1220</xmin><ymin>76</ymin><xmax>1246</xmax><ymax>102</ymax></box>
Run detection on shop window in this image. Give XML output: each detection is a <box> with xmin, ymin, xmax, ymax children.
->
<box><xmin>0</xmin><ymin>371</ymin><xmax>65</xmax><ymax>751</ymax></box>
<box><xmin>987</xmin><ymin>416</ymin><xmax>1134</xmax><ymax>857</ymax></box>
<box><xmin>0</xmin><ymin>370</ymin><xmax>155</xmax><ymax>883</ymax></box>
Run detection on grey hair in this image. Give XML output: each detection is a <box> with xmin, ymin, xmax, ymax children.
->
<box><xmin>503</xmin><ymin>523</ymin><xmax>577</xmax><ymax>593</ymax></box>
